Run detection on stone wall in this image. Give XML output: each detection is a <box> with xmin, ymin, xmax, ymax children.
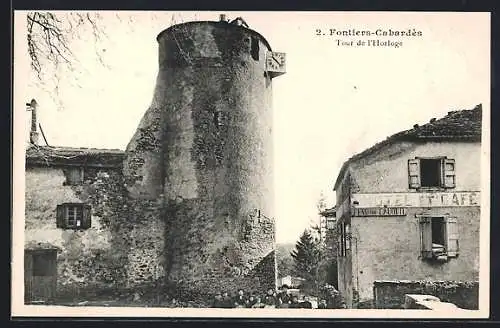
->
<box><xmin>373</xmin><ymin>280</ymin><xmax>479</xmax><ymax>310</ymax></box>
<box><xmin>123</xmin><ymin>104</ymin><xmax>164</xmax><ymax>200</ymax></box>
<box><xmin>123</xmin><ymin>21</ymin><xmax>278</xmax><ymax>294</ymax></box>
<box><xmin>122</xmin><ymin>200</ymin><xmax>165</xmax><ymax>287</ymax></box>
<box><xmin>25</xmin><ymin>164</ymin><xmax>165</xmax><ymax>301</ymax></box>
<box><xmin>172</xmin><ymin>249</ymin><xmax>277</xmax><ymax>301</ymax></box>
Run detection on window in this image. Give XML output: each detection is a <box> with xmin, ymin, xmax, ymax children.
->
<box><xmin>56</xmin><ymin>203</ymin><xmax>91</xmax><ymax>230</ymax></box>
<box><xmin>408</xmin><ymin>157</ymin><xmax>456</xmax><ymax>189</ymax></box>
<box><xmin>337</xmin><ymin>224</ymin><xmax>343</xmax><ymax>257</ymax></box>
<box><xmin>251</xmin><ymin>37</ymin><xmax>259</xmax><ymax>61</ymax></box>
<box><xmin>419</xmin><ymin>216</ymin><xmax>459</xmax><ymax>260</ymax></box>
<box><xmin>431</xmin><ymin>217</ymin><xmax>446</xmax><ymax>245</ymax></box>
<box><xmin>338</xmin><ymin>222</ymin><xmax>349</xmax><ymax>257</ymax></box>
<box><xmin>345</xmin><ymin>223</ymin><xmax>351</xmax><ymax>251</ymax></box>
<box><xmin>63</xmin><ymin>167</ymin><xmax>84</xmax><ymax>186</ymax></box>
<box><xmin>420</xmin><ymin>159</ymin><xmax>441</xmax><ymax>187</ymax></box>
<box><xmin>337</xmin><ymin>233</ymin><xmax>344</xmax><ymax>257</ymax></box>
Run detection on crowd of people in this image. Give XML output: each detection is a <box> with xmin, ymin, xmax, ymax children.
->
<box><xmin>211</xmin><ymin>285</ymin><xmax>330</xmax><ymax>309</ymax></box>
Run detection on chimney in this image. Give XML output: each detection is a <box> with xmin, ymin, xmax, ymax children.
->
<box><xmin>26</xmin><ymin>99</ymin><xmax>39</xmax><ymax>145</ymax></box>
<box><xmin>219</xmin><ymin>14</ymin><xmax>227</xmax><ymax>22</ymax></box>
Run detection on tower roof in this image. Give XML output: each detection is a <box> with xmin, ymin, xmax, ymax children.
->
<box><xmin>156</xmin><ymin>20</ymin><xmax>273</xmax><ymax>52</ymax></box>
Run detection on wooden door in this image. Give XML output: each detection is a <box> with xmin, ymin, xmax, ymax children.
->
<box><xmin>26</xmin><ymin>250</ymin><xmax>57</xmax><ymax>303</ymax></box>
<box><xmin>24</xmin><ymin>251</ymin><xmax>33</xmax><ymax>303</ymax></box>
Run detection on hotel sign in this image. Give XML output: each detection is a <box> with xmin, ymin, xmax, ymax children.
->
<box><xmin>352</xmin><ymin>207</ymin><xmax>407</xmax><ymax>217</ymax></box>
<box><xmin>351</xmin><ymin>191</ymin><xmax>480</xmax><ymax>208</ymax></box>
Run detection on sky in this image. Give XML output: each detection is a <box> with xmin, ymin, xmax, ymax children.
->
<box><xmin>14</xmin><ymin>11</ymin><xmax>490</xmax><ymax>244</ymax></box>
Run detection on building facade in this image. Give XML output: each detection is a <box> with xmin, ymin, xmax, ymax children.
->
<box><xmin>276</xmin><ymin>275</ymin><xmax>306</xmax><ymax>288</ymax></box>
<box><xmin>23</xmin><ymin>18</ymin><xmax>286</xmax><ymax>304</ymax></box>
<box><xmin>333</xmin><ymin>105</ymin><xmax>482</xmax><ymax>308</ymax></box>
<box><xmin>24</xmin><ymin>146</ymin><xmax>170</xmax><ymax>303</ymax></box>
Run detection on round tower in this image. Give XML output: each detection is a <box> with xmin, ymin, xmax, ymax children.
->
<box><xmin>124</xmin><ymin>18</ymin><xmax>286</xmax><ymax>294</ymax></box>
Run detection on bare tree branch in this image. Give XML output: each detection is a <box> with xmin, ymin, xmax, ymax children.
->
<box><xmin>25</xmin><ymin>12</ymin><xmax>185</xmax><ymax>111</ymax></box>
<box><xmin>26</xmin><ymin>12</ymin><xmax>110</xmax><ymax>82</ymax></box>
<box><xmin>25</xmin><ymin>11</ymin><xmax>114</xmax><ymax>108</ymax></box>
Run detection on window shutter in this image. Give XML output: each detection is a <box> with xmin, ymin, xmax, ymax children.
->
<box><xmin>338</xmin><ymin>223</ymin><xmax>345</xmax><ymax>257</ymax></box>
<box><xmin>419</xmin><ymin>217</ymin><xmax>432</xmax><ymax>259</ymax></box>
<box><xmin>341</xmin><ymin>222</ymin><xmax>346</xmax><ymax>256</ymax></box>
<box><xmin>442</xmin><ymin>158</ymin><xmax>456</xmax><ymax>188</ymax></box>
<box><xmin>337</xmin><ymin>235</ymin><xmax>342</xmax><ymax>257</ymax></box>
<box><xmin>408</xmin><ymin>159</ymin><xmax>421</xmax><ymax>189</ymax></box>
<box><xmin>345</xmin><ymin>223</ymin><xmax>351</xmax><ymax>250</ymax></box>
<box><xmin>446</xmin><ymin>217</ymin><xmax>459</xmax><ymax>257</ymax></box>
<box><xmin>70</xmin><ymin>168</ymin><xmax>84</xmax><ymax>185</ymax></box>
<box><xmin>81</xmin><ymin>205</ymin><xmax>92</xmax><ymax>229</ymax></box>
<box><xmin>56</xmin><ymin>205</ymin><xmax>65</xmax><ymax>228</ymax></box>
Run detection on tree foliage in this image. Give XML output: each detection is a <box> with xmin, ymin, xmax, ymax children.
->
<box><xmin>276</xmin><ymin>243</ymin><xmax>294</xmax><ymax>277</ymax></box>
<box><xmin>316</xmin><ymin>191</ymin><xmax>327</xmax><ymax>212</ymax></box>
<box><xmin>314</xmin><ymin>192</ymin><xmax>339</xmax><ymax>289</ymax></box>
<box><xmin>290</xmin><ymin>229</ymin><xmax>321</xmax><ymax>292</ymax></box>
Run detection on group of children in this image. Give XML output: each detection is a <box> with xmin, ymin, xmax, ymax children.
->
<box><xmin>211</xmin><ymin>285</ymin><xmax>326</xmax><ymax>309</ymax></box>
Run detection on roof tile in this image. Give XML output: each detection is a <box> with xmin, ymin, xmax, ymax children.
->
<box><xmin>25</xmin><ymin>145</ymin><xmax>125</xmax><ymax>167</ymax></box>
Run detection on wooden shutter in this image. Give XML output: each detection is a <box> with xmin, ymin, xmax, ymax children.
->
<box><xmin>48</xmin><ymin>250</ymin><xmax>58</xmax><ymax>301</ymax></box>
<box><xmin>337</xmin><ymin>235</ymin><xmax>342</xmax><ymax>257</ymax></box>
<box><xmin>56</xmin><ymin>205</ymin><xmax>65</xmax><ymax>228</ymax></box>
<box><xmin>69</xmin><ymin>168</ymin><xmax>84</xmax><ymax>185</ymax></box>
<box><xmin>442</xmin><ymin>158</ymin><xmax>456</xmax><ymax>188</ymax></box>
<box><xmin>345</xmin><ymin>224</ymin><xmax>351</xmax><ymax>250</ymax></box>
<box><xmin>341</xmin><ymin>222</ymin><xmax>346</xmax><ymax>256</ymax></box>
<box><xmin>419</xmin><ymin>217</ymin><xmax>432</xmax><ymax>259</ymax></box>
<box><xmin>408</xmin><ymin>159</ymin><xmax>421</xmax><ymax>189</ymax></box>
<box><xmin>338</xmin><ymin>226</ymin><xmax>344</xmax><ymax>257</ymax></box>
<box><xmin>81</xmin><ymin>205</ymin><xmax>92</xmax><ymax>229</ymax></box>
<box><xmin>446</xmin><ymin>217</ymin><xmax>459</xmax><ymax>257</ymax></box>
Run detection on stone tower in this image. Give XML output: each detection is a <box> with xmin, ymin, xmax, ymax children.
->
<box><xmin>123</xmin><ymin>18</ymin><xmax>286</xmax><ymax>294</ymax></box>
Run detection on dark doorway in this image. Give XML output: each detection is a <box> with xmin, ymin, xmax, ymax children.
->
<box><xmin>24</xmin><ymin>249</ymin><xmax>58</xmax><ymax>304</ymax></box>
<box><xmin>326</xmin><ymin>261</ymin><xmax>339</xmax><ymax>290</ymax></box>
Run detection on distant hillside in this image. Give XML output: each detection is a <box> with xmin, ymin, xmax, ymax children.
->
<box><xmin>276</xmin><ymin>243</ymin><xmax>295</xmax><ymax>277</ymax></box>
<box><xmin>276</xmin><ymin>243</ymin><xmax>295</xmax><ymax>256</ymax></box>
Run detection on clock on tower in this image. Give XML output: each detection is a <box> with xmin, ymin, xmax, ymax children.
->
<box><xmin>266</xmin><ymin>51</ymin><xmax>286</xmax><ymax>78</ymax></box>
